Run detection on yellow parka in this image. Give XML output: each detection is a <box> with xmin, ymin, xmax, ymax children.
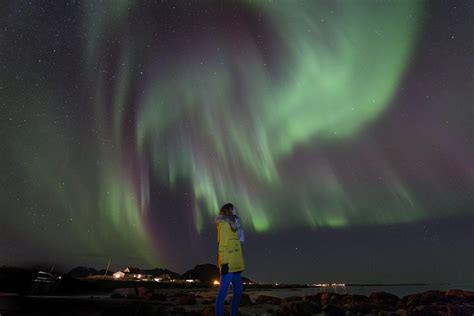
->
<box><xmin>217</xmin><ymin>216</ymin><xmax>245</xmax><ymax>273</ymax></box>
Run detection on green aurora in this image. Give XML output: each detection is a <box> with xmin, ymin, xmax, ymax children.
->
<box><xmin>8</xmin><ymin>1</ymin><xmax>472</xmax><ymax>270</ymax></box>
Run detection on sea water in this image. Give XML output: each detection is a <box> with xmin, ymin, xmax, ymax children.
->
<box><xmin>245</xmin><ymin>283</ymin><xmax>474</xmax><ymax>298</ymax></box>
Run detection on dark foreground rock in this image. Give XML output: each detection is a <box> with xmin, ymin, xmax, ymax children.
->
<box><xmin>106</xmin><ymin>288</ymin><xmax>474</xmax><ymax>315</ymax></box>
<box><xmin>256</xmin><ymin>294</ymin><xmax>282</xmax><ymax>305</ymax></box>
<box><xmin>370</xmin><ymin>291</ymin><xmax>401</xmax><ymax>310</ymax></box>
<box><xmin>239</xmin><ymin>293</ymin><xmax>252</xmax><ymax>306</ymax></box>
<box><xmin>282</xmin><ymin>296</ymin><xmax>303</xmax><ymax>303</ymax></box>
<box><xmin>110</xmin><ymin>287</ymin><xmax>139</xmax><ymax>299</ymax></box>
<box><xmin>201</xmin><ymin>306</ymin><xmax>215</xmax><ymax>316</ymax></box>
<box><xmin>446</xmin><ymin>289</ymin><xmax>474</xmax><ymax>301</ymax></box>
<box><xmin>274</xmin><ymin>290</ymin><xmax>474</xmax><ymax>316</ymax></box>
<box><xmin>403</xmin><ymin>290</ymin><xmax>446</xmax><ymax>307</ymax></box>
<box><xmin>280</xmin><ymin>300</ymin><xmax>321</xmax><ymax>315</ymax></box>
<box><xmin>3</xmin><ymin>288</ymin><xmax>474</xmax><ymax>315</ymax></box>
<box><xmin>321</xmin><ymin>303</ymin><xmax>345</xmax><ymax>316</ymax></box>
<box><xmin>178</xmin><ymin>295</ymin><xmax>197</xmax><ymax>305</ymax></box>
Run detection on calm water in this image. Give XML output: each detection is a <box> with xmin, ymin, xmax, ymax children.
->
<box><xmin>246</xmin><ymin>283</ymin><xmax>474</xmax><ymax>298</ymax></box>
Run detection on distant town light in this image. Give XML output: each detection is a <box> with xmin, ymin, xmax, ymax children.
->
<box><xmin>185</xmin><ymin>279</ymin><xmax>194</xmax><ymax>283</ymax></box>
<box><xmin>213</xmin><ymin>280</ymin><xmax>220</xmax><ymax>286</ymax></box>
<box><xmin>154</xmin><ymin>278</ymin><xmax>162</xmax><ymax>282</ymax></box>
<box><xmin>312</xmin><ymin>283</ymin><xmax>346</xmax><ymax>287</ymax></box>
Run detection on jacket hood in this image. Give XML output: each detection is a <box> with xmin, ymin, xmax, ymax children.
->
<box><xmin>215</xmin><ymin>215</ymin><xmax>238</xmax><ymax>231</ymax></box>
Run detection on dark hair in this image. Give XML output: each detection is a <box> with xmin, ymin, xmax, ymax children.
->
<box><xmin>220</xmin><ymin>203</ymin><xmax>234</xmax><ymax>216</ymax></box>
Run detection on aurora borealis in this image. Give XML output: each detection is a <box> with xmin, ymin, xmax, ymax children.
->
<box><xmin>1</xmin><ymin>1</ymin><xmax>473</xmax><ymax>283</ymax></box>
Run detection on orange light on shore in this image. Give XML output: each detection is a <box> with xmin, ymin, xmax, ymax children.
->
<box><xmin>213</xmin><ymin>280</ymin><xmax>220</xmax><ymax>286</ymax></box>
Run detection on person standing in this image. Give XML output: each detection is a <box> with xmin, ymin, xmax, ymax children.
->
<box><xmin>215</xmin><ymin>203</ymin><xmax>245</xmax><ymax>316</ymax></box>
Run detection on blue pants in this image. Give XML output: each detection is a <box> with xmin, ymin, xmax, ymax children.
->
<box><xmin>215</xmin><ymin>272</ymin><xmax>243</xmax><ymax>316</ymax></box>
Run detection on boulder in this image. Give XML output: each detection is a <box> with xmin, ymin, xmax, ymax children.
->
<box><xmin>369</xmin><ymin>292</ymin><xmax>401</xmax><ymax>306</ymax></box>
<box><xmin>446</xmin><ymin>289</ymin><xmax>465</xmax><ymax>299</ymax></box>
<box><xmin>403</xmin><ymin>291</ymin><xmax>445</xmax><ymax>307</ymax></box>
<box><xmin>322</xmin><ymin>304</ymin><xmax>346</xmax><ymax>316</ymax></box>
<box><xmin>225</xmin><ymin>294</ymin><xmax>249</xmax><ymax>306</ymax></box>
<box><xmin>282</xmin><ymin>296</ymin><xmax>303</xmax><ymax>303</ymax></box>
<box><xmin>408</xmin><ymin>304</ymin><xmax>448</xmax><ymax>316</ymax></box>
<box><xmin>464</xmin><ymin>290</ymin><xmax>474</xmax><ymax>301</ymax></box>
<box><xmin>256</xmin><ymin>295</ymin><xmax>282</xmax><ymax>305</ymax></box>
<box><xmin>397</xmin><ymin>309</ymin><xmax>408</xmax><ymax>316</ymax></box>
<box><xmin>239</xmin><ymin>293</ymin><xmax>252</xmax><ymax>306</ymax></box>
<box><xmin>341</xmin><ymin>294</ymin><xmax>372</xmax><ymax>313</ymax></box>
<box><xmin>201</xmin><ymin>299</ymin><xmax>215</xmax><ymax>305</ymax></box>
<box><xmin>445</xmin><ymin>289</ymin><xmax>474</xmax><ymax>301</ymax></box>
<box><xmin>102</xmin><ymin>305</ymin><xmax>162</xmax><ymax>316</ymax></box>
<box><xmin>151</xmin><ymin>291</ymin><xmax>167</xmax><ymax>301</ymax></box>
<box><xmin>447</xmin><ymin>304</ymin><xmax>474</xmax><ymax>316</ymax></box>
<box><xmin>110</xmin><ymin>287</ymin><xmax>161</xmax><ymax>301</ymax></box>
<box><xmin>110</xmin><ymin>287</ymin><xmax>138</xmax><ymax>299</ymax></box>
<box><xmin>110</xmin><ymin>292</ymin><xmax>123</xmax><ymax>299</ymax></box>
<box><xmin>137</xmin><ymin>287</ymin><xmax>153</xmax><ymax>300</ymax></box>
<box><xmin>172</xmin><ymin>291</ymin><xmax>193</xmax><ymax>298</ymax></box>
<box><xmin>303</xmin><ymin>294</ymin><xmax>321</xmax><ymax>303</ymax></box>
<box><xmin>201</xmin><ymin>306</ymin><xmax>215</xmax><ymax>316</ymax></box>
<box><xmin>178</xmin><ymin>295</ymin><xmax>197</xmax><ymax>305</ymax></box>
<box><xmin>395</xmin><ymin>301</ymin><xmax>406</xmax><ymax>309</ymax></box>
<box><xmin>321</xmin><ymin>292</ymin><xmax>343</xmax><ymax>306</ymax></box>
<box><xmin>172</xmin><ymin>306</ymin><xmax>185</xmax><ymax>313</ymax></box>
<box><xmin>280</xmin><ymin>300</ymin><xmax>321</xmax><ymax>315</ymax></box>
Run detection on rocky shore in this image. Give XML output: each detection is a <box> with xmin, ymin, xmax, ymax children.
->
<box><xmin>107</xmin><ymin>287</ymin><xmax>474</xmax><ymax>315</ymax></box>
<box><xmin>1</xmin><ymin>288</ymin><xmax>473</xmax><ymax>315</ymax></box>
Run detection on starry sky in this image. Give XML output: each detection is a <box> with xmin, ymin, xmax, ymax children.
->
<box><xmin>1</xmin><ymin>0</ymin><xmax>473</xmax><ymax>284</ymax></box>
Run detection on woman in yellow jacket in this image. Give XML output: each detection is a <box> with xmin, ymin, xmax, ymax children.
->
<box><xmin>215</xmin><ymin>203</ymin><xmax>245</xmax><ymax>316</ymax></box>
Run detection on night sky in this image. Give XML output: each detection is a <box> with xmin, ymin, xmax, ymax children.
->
<box><xmin>1</xmin><ymin>1</ymin><xmax>473</xmax><ymax>284</ymax></box>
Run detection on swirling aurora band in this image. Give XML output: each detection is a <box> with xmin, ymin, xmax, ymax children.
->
<box><xmin>8</xmin><ymin>0</ymin><xmax>472</xmax><ymax>268</ymax></box>
<box><xmin>85</xmin><ymin>1</ymin><xmax>424</xmax><ymax>241</ymax></box>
